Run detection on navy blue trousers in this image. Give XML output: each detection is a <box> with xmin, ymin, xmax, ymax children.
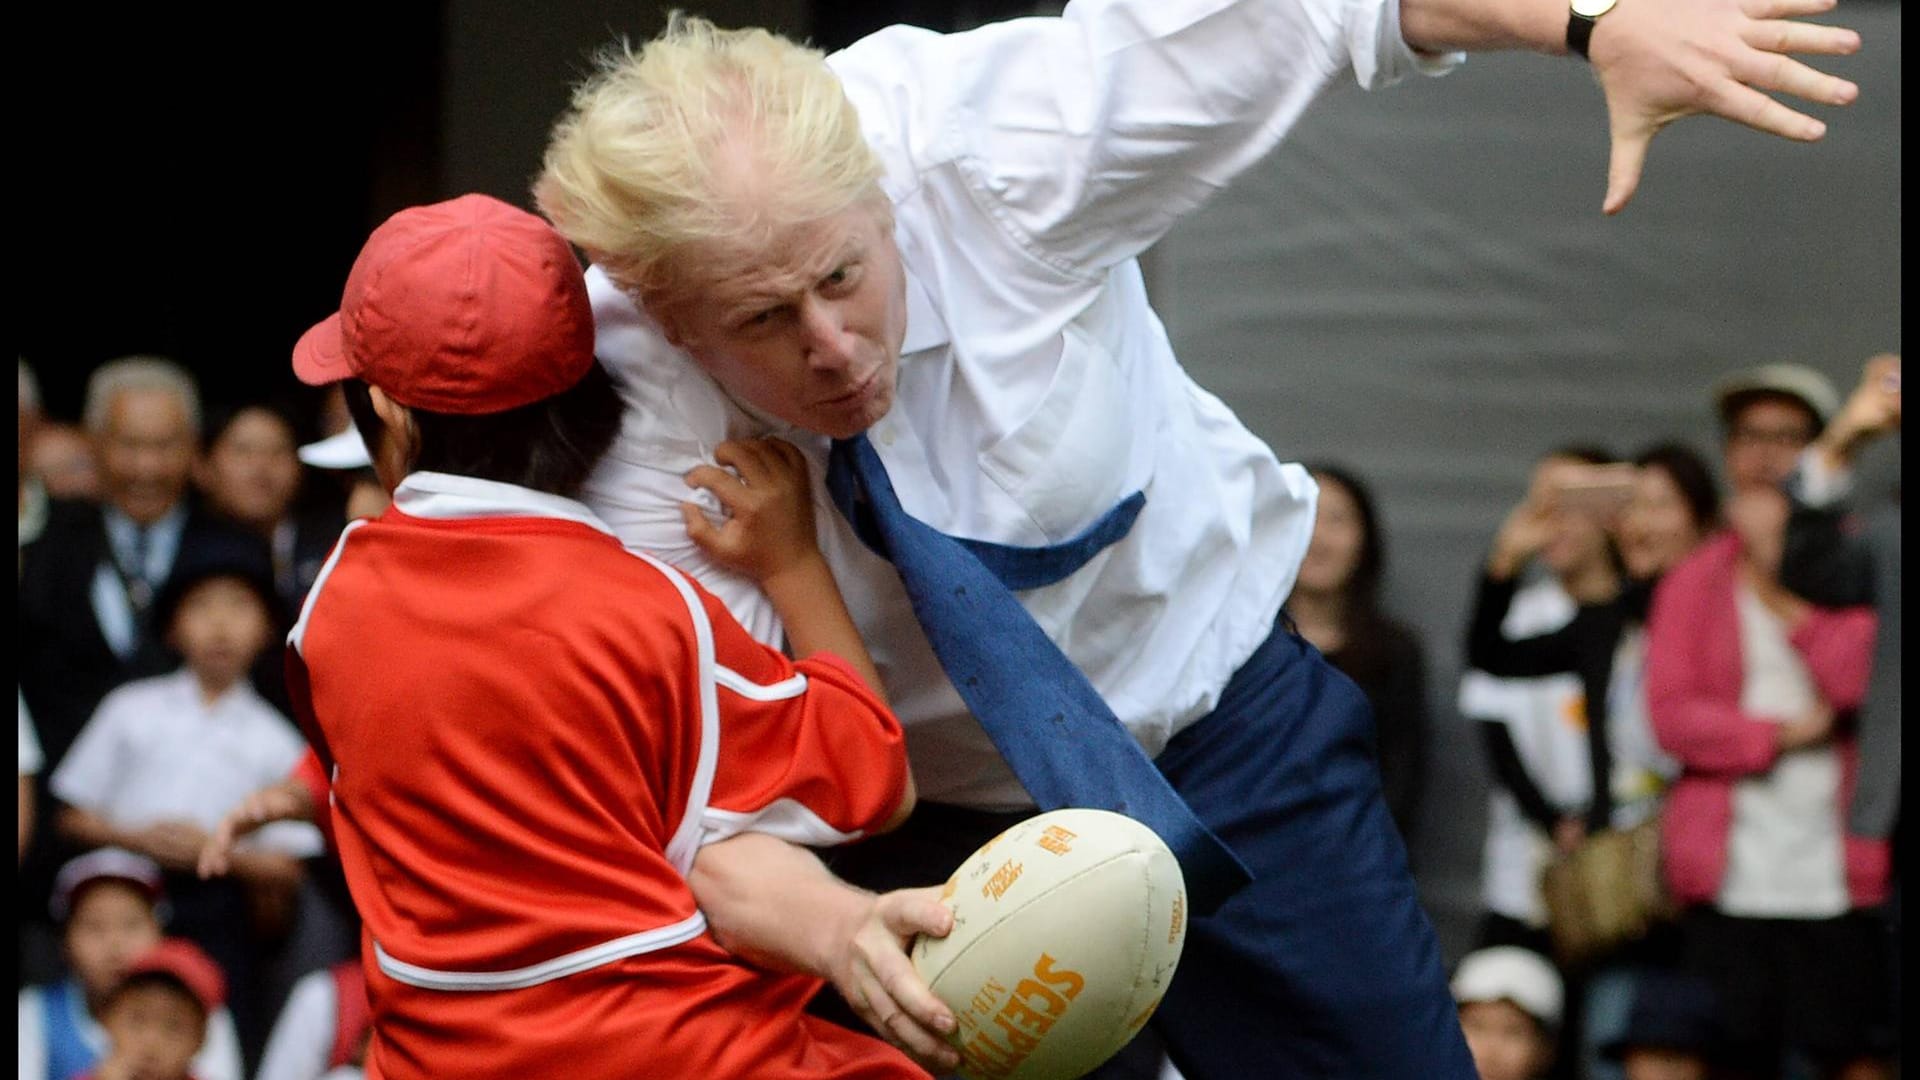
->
<box><xmin>823</xmin><ymin>623</ymin><xmax>1474</xmax><ymax>1078</ymax></box>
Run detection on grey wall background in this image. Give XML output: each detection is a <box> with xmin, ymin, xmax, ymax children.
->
<box><xmin>431</xmin><ymin>2</ymin><xmax>1900</xmax><ymax>959</ymax></box>
<box><xmin>1145</xmin><ymin>12</ymin><xmax>1901</xmax><ymax>958</ymax></box>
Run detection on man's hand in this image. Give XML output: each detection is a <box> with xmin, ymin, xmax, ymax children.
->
<box><xmin>827</xmin><ymin>887</ymin><xmax>962</xmax><ymax>1074</ymax></box>
<box><xmin>1589</xmin><ymin>0</ymin><xmax>1861</xmax><ymax>213</ymax></box>
<box><xmin>1816</xmin><ymin>353</ymin><xmax>1902</xmax><ymax>470</ymax></box>
<box><xmin>1777</xmin><ymin>699</ymin><xmax>1835</xmax><ymax>752</ymax></box>
<box><xmin>199</xmin><ymin>780</ymin><xmax>313</xmax><ymax>879</ymax></box>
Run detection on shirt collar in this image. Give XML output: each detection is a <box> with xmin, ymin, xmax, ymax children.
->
<box><xmin>391</xmin><ymin>472</ymin><xmax>618</xmax><ymax>538</ymax></box>
<box><xmin>162</xmin><ymin>667</ymin><xmax>262</xmax><ymax>716</ymax></box>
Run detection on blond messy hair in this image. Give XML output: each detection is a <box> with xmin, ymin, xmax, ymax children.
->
<box><xmin>535</xmin><ymin>14</ymin><xmax>885</xmax><ymax>296</ymax></box>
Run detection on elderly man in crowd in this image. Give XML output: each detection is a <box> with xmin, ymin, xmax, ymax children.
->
<box><xmin>17</xmin><ymin>356</ymin><xmax>266</xmax><ymax>984</ymax></box>
<box><xmin>532</xmin><ymin>0</ymin><xmax>1865</xmax><ymax>1075</ymax></box>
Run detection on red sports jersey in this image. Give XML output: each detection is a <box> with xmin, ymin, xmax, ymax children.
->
<box><xmin>287</xmin><ymin>474</ymin><xmax>917</xmax><ymax>1079</ymax></box>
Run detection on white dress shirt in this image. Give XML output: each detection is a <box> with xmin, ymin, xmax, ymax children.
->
<box><xmin>255</xmin><ymin>967</ymin><xmax>340</xmax><ymax>1080</ymax></box>
<box><xmin>581</xmin><ymin>0</ymin><xmax>1458</xmax><ymax>809</ymax></box>
<box><xmin>49</xmin><ymin>670</ymin><xmax>324</xmax><ymax>857</ymax></box>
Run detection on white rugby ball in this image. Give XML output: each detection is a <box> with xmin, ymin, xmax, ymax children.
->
<box><xmin>910</xmin><ymin>808</ymin><xmax>1187</xmax><ymax>1080</ymax></box>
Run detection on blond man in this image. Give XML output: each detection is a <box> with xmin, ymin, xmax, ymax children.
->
<box><xmin>536</xmin><ymin>2</ymin><xmax>1863</xmax><ymax>1076</ymax></box>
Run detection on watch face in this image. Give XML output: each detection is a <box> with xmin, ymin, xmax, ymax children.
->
<box><xmin>1571</xmin><ymin>0</ymin><xmax>1618</xmax><ymax>16</ymax></box>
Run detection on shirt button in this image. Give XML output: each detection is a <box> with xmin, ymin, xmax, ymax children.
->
<box><xmin>877</xmin><ymin>426</ymin><xmax>897</xmax><ymax>448</ymax></box>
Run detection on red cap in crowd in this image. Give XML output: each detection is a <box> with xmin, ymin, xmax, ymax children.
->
<box><xmin>292</xmin><ymin>193</ymin><xmax>595</xmax><ymax>416</ymax></box>
<box><xmin>117</xmin><ymin>938</ymin><xmax>228</xmax><ymax>1015</ymax></box>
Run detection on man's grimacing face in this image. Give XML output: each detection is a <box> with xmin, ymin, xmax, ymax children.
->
<box><xmin>643</xmin><ymin>200</ymin><xmax>908</xmax><ymax>440</ymax></box>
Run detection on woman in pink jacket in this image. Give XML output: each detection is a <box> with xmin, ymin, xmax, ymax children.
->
<box><xmin>1644</xmin><ymin>368</ymin><xmax>1890</xmax><ymax>1080</ymax></box>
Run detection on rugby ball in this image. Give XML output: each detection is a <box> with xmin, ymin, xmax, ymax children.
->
<box><xmin>910</xmin><ymin>808</ymin><xmax>1187</xmax><ymax>1080</ymax></box>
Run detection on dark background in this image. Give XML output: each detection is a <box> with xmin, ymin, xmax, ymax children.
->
<box><xmin>14</xmin><ymin>0</ymin><xmax>1048</xmax><ymax>425</ymax></box>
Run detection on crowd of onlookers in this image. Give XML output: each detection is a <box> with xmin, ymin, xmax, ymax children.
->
<box><xmin>17</xmin><ymin>352</ymin><xmax>1899</xmax><ymax>1080</ymax></box>
<box><xmin>19</xmin><ymin>357</ymin><xmax>381</xmax><ymax>1080</ymax></box>
<box><xmin>1286</xmin><ymin>358</ymin><xmax>1902</xmax><ymax>1080</ymax></box>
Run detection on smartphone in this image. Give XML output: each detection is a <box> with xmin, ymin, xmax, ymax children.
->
<box><xmin>1553</xmin><ymin>464</ymin><xmax>1637</xmax><ymax>514</ymax></box>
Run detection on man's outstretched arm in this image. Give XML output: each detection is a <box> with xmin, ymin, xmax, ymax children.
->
<box><xmin>1401</xmin><ymin>0</ymin><xmax>1860</xmax><ymax>212</ymax></box>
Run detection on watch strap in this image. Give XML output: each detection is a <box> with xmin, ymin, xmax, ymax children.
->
<box><xmin>1567</xmin><ymin>9</ymin><xmax>1597</xmax><ymax>60</ymax></box>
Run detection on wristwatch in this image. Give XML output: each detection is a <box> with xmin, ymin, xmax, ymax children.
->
<box><xmin>1566</xmin><ymin>0</ymin><xmax>1618</xmax><ymax>61</ymax></box>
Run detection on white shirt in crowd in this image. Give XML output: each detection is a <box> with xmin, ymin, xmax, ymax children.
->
<box><xmin>20</xmin><ymin>689</ymin><xmax>41</xmax><ymax>777</ymax></box>
<box><xmin>16</xmin><ymin>982</ymin><xmax>244</xmax><ymax>1080</ymax></box>
<box><xmin>1719</xmin><ymin>584</ymin><xmax>1848</xmax><ymax>918</ymax></box>
<box><xmin>581</xmin><ymin>0</ymin><xmax>1460</xmax><ymax>810</ymax></box>
<box><xmin>1459</xmin><ymin>577</ymin><xmax>1587</xmax><ymax>926</ymax></box>
<box><xmin>256</xmin><ymin>967</ymin><xmax>345</xmax><ymax>1080</ymax></box>
<box><xmin>49</xmin><ymin>670</ymin><xmax>324</xmax><ymax>857</ymax></box>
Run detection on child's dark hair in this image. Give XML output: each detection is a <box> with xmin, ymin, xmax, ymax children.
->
<box><xmin>341</xmin><ymin>361</ymin><xmax>624</xmax><ymax>499</ymax></box>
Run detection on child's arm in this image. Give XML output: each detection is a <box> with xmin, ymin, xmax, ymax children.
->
<box><xmin>681</xmin><ymin>437</ymin><xmax>887</xmax><ymax>699</ymax></box>
<box><xmin>197</xmin><ymin>778</ymin><xmax>316</xmax><ymax>879</ymax></box>
<box><xmin>689</xmin><ymin>831</ymin><xmax>959</xmax><ymax>1073</ymax></box>
<box><xmin>57</xmin><ymin>805</ymin><xmax>204</xmax><ymax>872</ymax></box>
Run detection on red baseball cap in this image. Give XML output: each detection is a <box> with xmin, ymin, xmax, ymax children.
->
<box><xmin>292</xmin><ymin>193</ymin><xmax>596</xmax><ymax>415</ymax></box>
<box><xmin>117</xmin><ymin>937</ymin><xmax>228</xmax><ymax>1015</ymax></box>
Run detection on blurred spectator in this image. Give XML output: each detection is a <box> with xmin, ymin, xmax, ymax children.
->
<box><xmin>49</xmin><ymin>539</ymin><xmax>322</xmax><ymax>1059</ymax></box>
<box><xmin>1461</xmin><ymin>445</ymin><xmax>1622</xmax><ymax>958</ymax></box>
<box><xmin>17</xmin><ymin>848</ymin><xmax>242</xmax><ymax>1080</ymax></box>
<box><xmin>83</xmin><ymin>938</ymin><xmax>227</xmax><ymax>1080</ymax></box>
<box><xmin>33</xmin><ymin>424</ymin><xmax>105</xmax><ymax>503</ymax></box>
<box><xmin>1287</xmin><ymin>463</ymin><xmax>1428</xmax><ymax>849</ymax></box>
<box><xmin>1577</xmin><ymin>442</ymin><xmax>1723</xmax><ymax>1080</ymax></box>
<box><xmin>1599</xmin><ymin>971</ymin><xmax>1733</xmax><ymax>1080</ymax></box>
<box><xmin>1778</xmin><ymin>354</ymin><xmax>1901</xmax><ymax>1069</ymax></box>
<box><xmin>18</xmin><ymin>357</ymin><xmax>269</xmax><ymax>777</ymax></box>
<box><xmin>193</xmin><ymin>401</ymin><xmax>344</xmax><ymax>612</ymax></box>
<box><xmin>1779</xmin><ymin>355</ymin><xmax>1900</xmax><ymax>855</ymax></box>
<box><xmin>254</xmin><ymin>958</ymin><xmax>372</xmax><ymax>1080</ymax></box>
<box><xmin>20</xmin><ymin>360</ymin><xmax>50</xmax><ymax>555</ymax></box>
<box><xmin>18</xmin><ymin>357</ymin><xmax>268</xmax><ymax>989</ymax></box>
<box><xmin>21</xmin><ymin>689</ymin><xmax>42</xmax><ymax>865</ymax></box>
<box><xmin>1646</xmin><ymin>364</ymin><xmax>1891</xmax><ymax>1079</ymax></box>
<box><xmin>1453</xmin><ymin>945</ymin><xmax>1563</xmax><ymax>1080</ymax></box>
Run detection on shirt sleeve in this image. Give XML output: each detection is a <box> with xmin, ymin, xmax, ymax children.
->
<box><xmin>48</xmin><ymin>690</ymin><xmax>131</xmax><ymax>812</ymax></box>
<box><xmin>194</xmin><ymin>1005</ymin><xmax>246</xmax><ymax>1080</ymax></box>
<box><xmin>693</xmin><ymin>588</ymin><xmax>908</xmax><ymax>848</ymax></box>
<box><xmin>832</xmin><ymin>0</ymin><xmax>1460</xmax><ymax>278</ymax></box>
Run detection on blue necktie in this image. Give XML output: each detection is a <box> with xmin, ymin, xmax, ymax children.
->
<box><xmin>826</xmin><ymin>434</ymin><xmax>1252</xmax><ymax>915</ymax></box>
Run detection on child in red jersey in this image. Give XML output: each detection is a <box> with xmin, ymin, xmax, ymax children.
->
<box><xmin>262</xmin><ymin>193</ymin><xmax>939</xmax><ymax>1079</ymax></box>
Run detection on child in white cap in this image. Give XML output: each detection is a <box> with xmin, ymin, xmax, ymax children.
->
<box><xmin>1452</xmin><ymin>946</ymin><xmax>1563</xmax><ymax>1080</ymax></box>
